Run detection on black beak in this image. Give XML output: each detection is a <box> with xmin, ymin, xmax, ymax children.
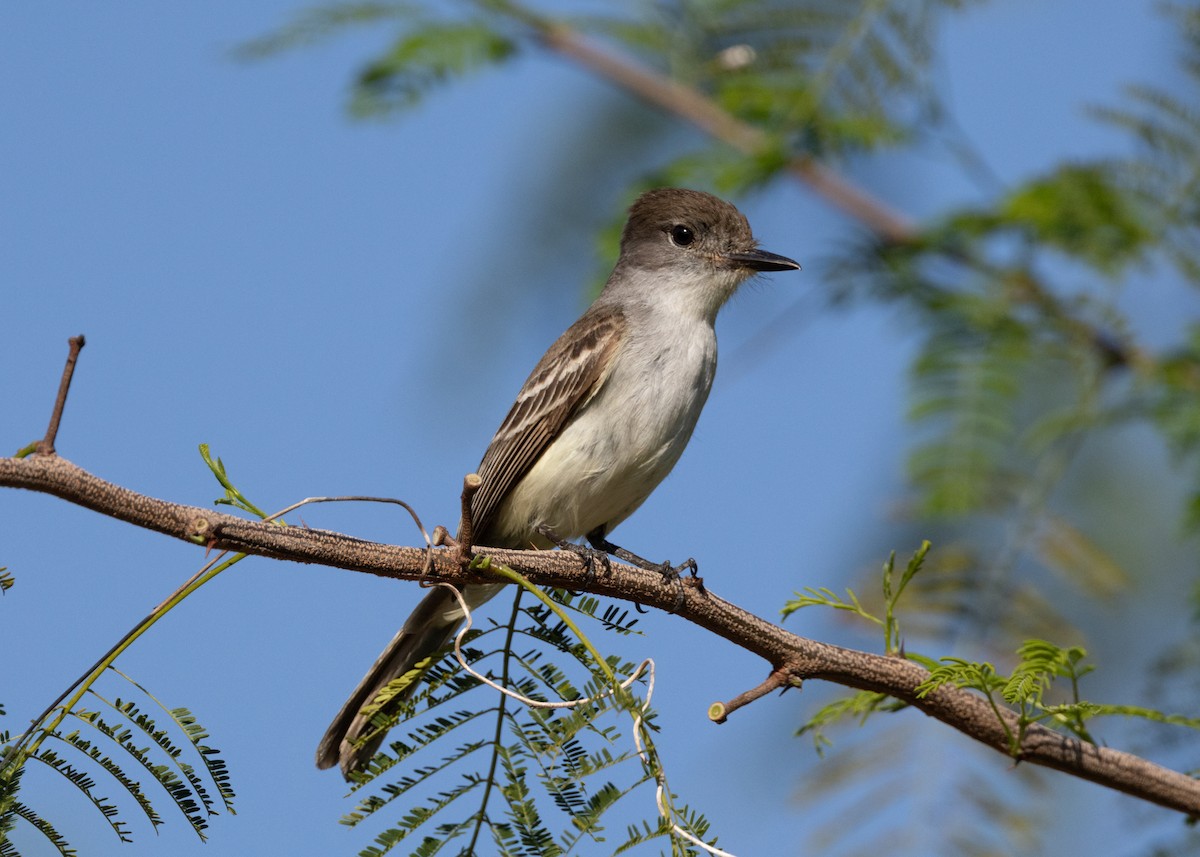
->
<box><xmin>727</xmin><ymin>248</ymin><xmax>801</xmax><ymax>272</ymax></box>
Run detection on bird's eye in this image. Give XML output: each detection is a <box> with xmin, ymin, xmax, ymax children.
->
<box><xmin>669</xmin><ymin>224</ymin><xmax>695</xmax><ymax>247</ymax></box>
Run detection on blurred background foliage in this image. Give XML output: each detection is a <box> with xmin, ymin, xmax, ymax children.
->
<box><xmin>235</xmin><ymin>1</ymin><xmax>1200</xmax><ymax>853</ymax></box>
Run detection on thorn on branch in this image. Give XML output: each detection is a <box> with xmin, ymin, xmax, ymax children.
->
<box><xmin>708</xmin><ymin>666</ymin><xmax>800</xmax><ymax>724</ymax></box>
<box><xmin>37</xmin><ymin>335</ymin><xmax>86</xmax><ymax>457</ymax></box>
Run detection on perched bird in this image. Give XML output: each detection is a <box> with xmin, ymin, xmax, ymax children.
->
<box><xmin>316</xmin><ymin>188</ymin><xmax>799</xmax><ymax>777</ymax></box>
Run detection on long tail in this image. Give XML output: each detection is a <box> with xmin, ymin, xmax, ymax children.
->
<box><xmin>316</xmin><ymin>582</ymin><xmax>502</xmax><ymax>778</ymax></box>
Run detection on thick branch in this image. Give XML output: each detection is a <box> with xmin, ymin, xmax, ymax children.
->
<box><xmin>2</xmin><ymin>452</ymin><xmax>1197</xmax><ymax>817</ymax></box>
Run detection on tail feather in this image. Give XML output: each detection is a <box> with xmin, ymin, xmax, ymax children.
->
<box><xmin>316</xmin><ymin>582</ymin><xmax>502</xmax><ymax>778</ymax></box>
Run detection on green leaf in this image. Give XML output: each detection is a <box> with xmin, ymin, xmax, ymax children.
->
<box><xmin>233</xmin><ymin>2</ymin><xmax>415</xmax><ymax>60</ymax></box>
<box><xmin>781</xmin><ymin>586</ymin><xmax>880</xmax><ymax>624</ymax></box>
<box><xmin>999</xmin><ymin>165</ymin><xmax>1152</xmax><ymax>274</ymax></box>
<box><xmin>9</xmin><ymin>800</ymin><xmax>77</xmax><ymax>856</ymax></box>
<box><xmin>336</xmin><ymin>580</ymin><xmax>714</xmax><ymax>854</ymax></box>
<box><xmin>352</xmin><ymin>21</ymin><xmax>518</xmax><ymax>116</ymax></box>
<box><xmin>30</xmin><ymin>747</ymin><xmax>134</xmax><ymax>844</ymax></box>
<box><xmin>796</xmin><ymin>691</ymin><xmax>906</xmax><ymax>755</ymax></box>
<box><xmin>907</xmin><ymin>314</ymin><xmax>1030</xmax><ymax>516</ymax></box>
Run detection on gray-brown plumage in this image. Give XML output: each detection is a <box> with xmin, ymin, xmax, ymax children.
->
<box><xmin>316</xmin><ymin>188</ymin><xmax>798</xmax><ymax>777</ymax></box>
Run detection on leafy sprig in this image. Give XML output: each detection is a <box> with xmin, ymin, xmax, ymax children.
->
<box><xmin>917</xmin><ymin>640</ymin><xmax>1200</xmax><ymax>756</ymax></box>
<box><xmin>784</xmin><ymin>540</ymin><xmax>930</xmax><ymax>655</ymax></box>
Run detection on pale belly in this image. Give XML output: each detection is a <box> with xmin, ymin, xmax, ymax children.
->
<box><xmin>491</xmin><ymin>323</ymin><xmax>717</xmax><ymax>546</ymax></box>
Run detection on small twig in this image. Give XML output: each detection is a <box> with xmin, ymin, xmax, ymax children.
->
<box><xmin>37</xmin><ymin>335</ymin><xmax>86</xmax><ymax>457</ymax></box>
<box><xmin>455</xmin><ymin>472</ymin><xmax>482</xmax><ymax>562</ymax></box>
<box><xmin>708</xmin><ymin>666</ymin><xmax>800</xmax><ymax>724</ymax></box>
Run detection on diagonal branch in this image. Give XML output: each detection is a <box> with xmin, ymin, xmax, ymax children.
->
<box><xmin>534</xmin><ymin>22</ymin><xmax>916</xmax><ymax>242</ymax></box>
<box><xmin>516</xmin><ymin>12</ymin><xmax>1145</xmax><ymax>370</ymax></box>
<box><xmin>2</xmin><ymin>452</ymin><xmax>1198</xmax><ymax>818</ymax></box>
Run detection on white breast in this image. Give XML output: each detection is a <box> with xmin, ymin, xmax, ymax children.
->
<box><xmin>492</xmin><ymin>313</ymin><xmax>718</xmax><ymax>546</ymax></box>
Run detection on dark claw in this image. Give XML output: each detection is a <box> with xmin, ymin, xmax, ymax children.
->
<box><xmin>538</xmin><ymin>524</ymin><xmax>610</xmax><ymax>589</ymax></box>
<box><xmin>579</xmin><ymin>525</ymin><xmax>697</xmax><ymax>613</ymax></box>
<box><xmin>656</xmin><ymin>567</ymin><xmax>686</xmax><ymax>614</ymax></box>
<box><xmin>660</xmin><ymin>559</ymin><xmax>696</xmax><ymax>614</ymax></box>
<box><xmin>581</xmin><ymin>548</ymin><xmax>610</xmax><ymax>587</ymax></box>
<box><xmin>671</xmin><ymin>579</ymin><xmax>686</xmax><ymax>613</ymax></box>
<box><xmin>658</xmin><ymin>557</ymin><xmax>698</xmax><ymax>584</ymax></box>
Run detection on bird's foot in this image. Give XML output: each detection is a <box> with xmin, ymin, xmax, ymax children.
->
<box><xmin>587</xmin><ymin>527</ymin><xmax>697</xmax><ymax>579</ymax></box>
<box><xmin>586</xmin><ymin>528</ymin><xmax>696</xmax><ymax>613</ymax></box>
<box><xmin>537</xmin><ymin>524</ymin><xmax>611</xmax><ymax>588</ymax></box>
<box><xmin>657</xmin><ymin>556</ymin><xmax>699</xmax><ymax>584</ymax></box>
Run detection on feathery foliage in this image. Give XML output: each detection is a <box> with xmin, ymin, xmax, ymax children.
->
<box><xmin>792</xmin><ymin>543</ymin><xmax>1200</xmax><ymax>748</ymax></box>
<box><xmin>784</xmin><ymin>540</ymin><xmax>929</xmax><ymax>654</ymax></box>
<box><xmin>8</xmin><ymin>800</ymin><xmax>74</xmax><ymax>857</ymax></box>
<box><xmin>235</xmin><ymin>2</ymin><xmax>519</xmax><ymax>118</ymax></box>
<box><xmin>239</xmin><ymin>0</ymin><xmax>972</xmax><ymax>188</ymax></box>
<box><xmin>917</xmin><ymin>640</ymin><xmax>1200</xmax><ymax>755</ymax></box>
<box><xmin>588</xmin><ymin>0</ymin><xmax>968</xmax><ymax>163</ymax></box>
<box><xmin>336</xmin><ymin>570</ymin><xmax>721</xmax><ymax>856</ymax></box>
<box><xmin>0</xmin><ymin>669</ymin><xmax>233</xmax><ymax>854</ymax></box>
<box><xmin>0</xmin><ymin>448</ymin><xmax>257</xmax><ymax>853</ymax></box>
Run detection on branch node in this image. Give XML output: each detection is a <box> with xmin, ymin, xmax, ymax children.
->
<box><xmin>188</xmin><ymin>517</ymin><xmax>212</xmax><ymax>542</ymax></box>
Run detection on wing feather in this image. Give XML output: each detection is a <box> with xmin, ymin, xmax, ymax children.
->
<box><xmin>466</xmin><ymin>306</ymin><xmax>626</xmax><ymax>544</ymax></box>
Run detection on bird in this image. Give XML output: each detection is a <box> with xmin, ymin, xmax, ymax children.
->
<box><xmin>316</xmin><ymin>187</ymin><xmax>799</xmax><ymax>777</ymax></box>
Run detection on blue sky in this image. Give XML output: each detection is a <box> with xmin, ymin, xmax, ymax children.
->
<box><xmin>2</xmin><ymin>2</ymin><xmax>1193</xmax><ymax>855</ymax></box>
